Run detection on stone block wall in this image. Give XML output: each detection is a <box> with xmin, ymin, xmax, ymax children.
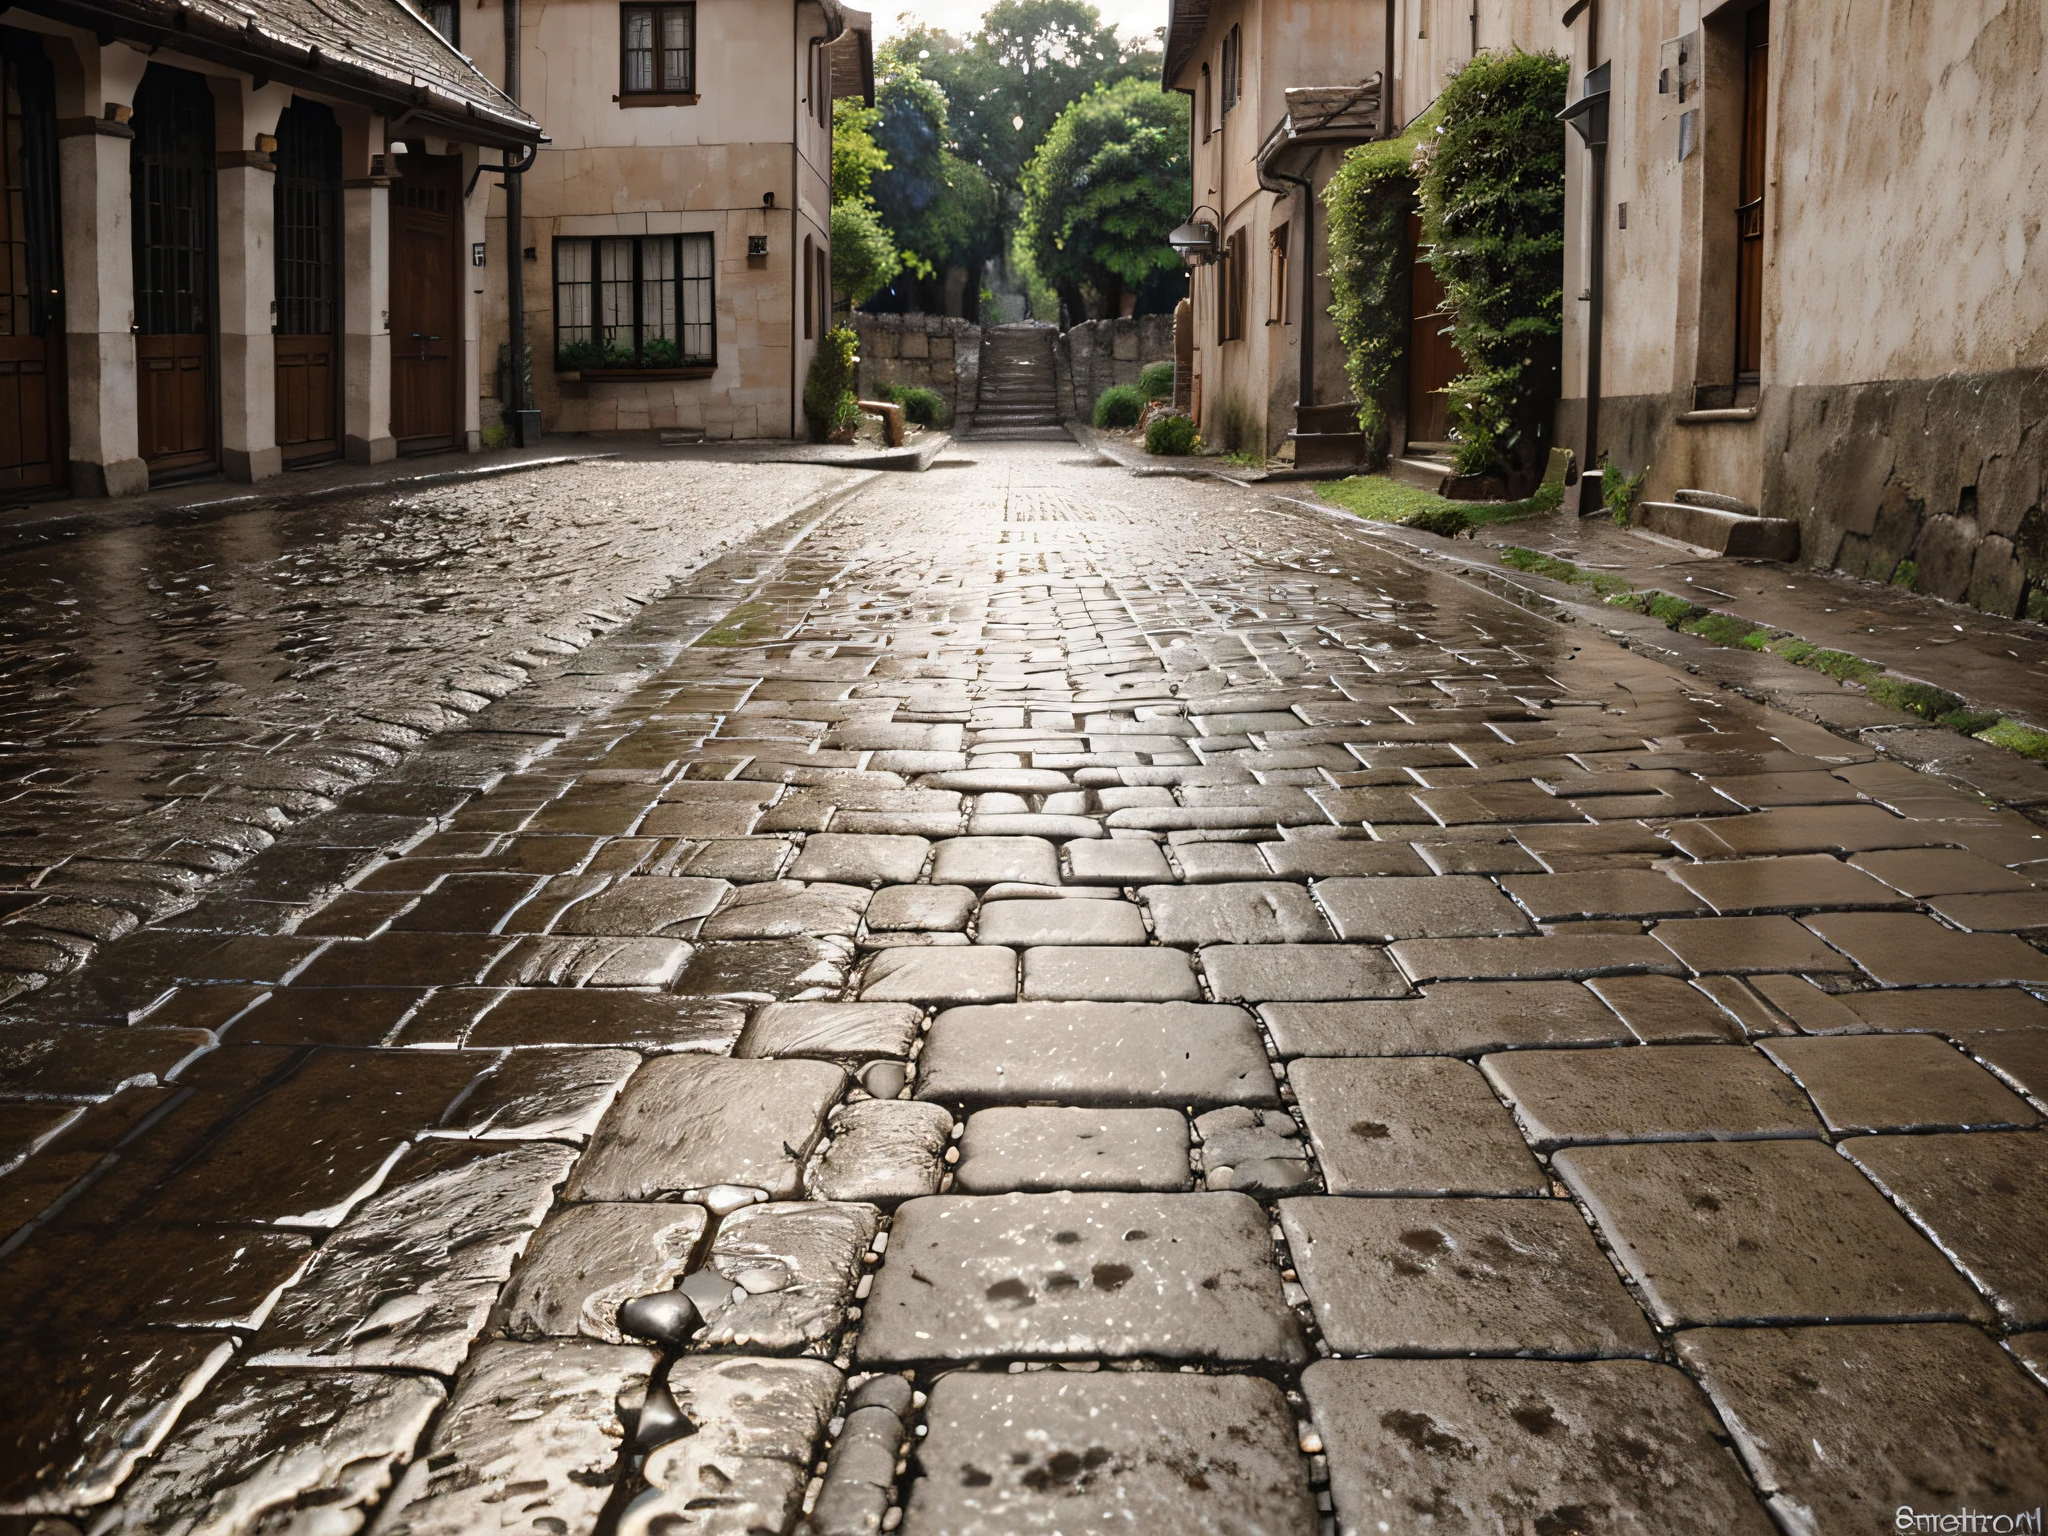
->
<box><xmin>853</xmin><ymin>314</ymin><xmax>983</xmax><ymax>429</ymax></box>
<box><xmin>1059</xmin><ymin>316</ymin><xmax>1177</xmax><ymax>422</ymax></box>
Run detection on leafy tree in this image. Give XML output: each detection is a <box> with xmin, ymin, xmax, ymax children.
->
<box><xmin>867</xmin><ymin>52</ymin><xmax>1001</xmax><ymax>311</ymax></box>
<box><xmin>832</xmin><ymin>97</ymin><xmax>890</xmax><ymax>205</ymax></box>
<box><xmin>830</xmin><ymin>199</ymin><xmax>899</xmax><ymax>308</ymax></box>
<box><xmin>899</xmin><ymin>0</ymin><xmax>1159</xmax><ymax>210</ymax></box>
<box><xmin>1020</xmin><ymin>76</ymin><xmax>1189</xmax><ymax>318</ymax></box>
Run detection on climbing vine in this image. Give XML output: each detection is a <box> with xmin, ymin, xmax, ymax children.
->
<box><xmin>1419</xmin><ymin>48</ymin><xmax>1570</xmax><ymax>482</ymax></box>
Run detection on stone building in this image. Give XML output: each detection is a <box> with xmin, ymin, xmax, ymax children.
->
<box><xmin>464</xmin><ymin>0</ymin><xmax>874</xmax><ymax>441</ymax></box>
<box><xmin>1162</xmin><ymin>0</ymin><xmax>1565</xmax><ymax>461</ymax></box>
<box><xmin>1558</xmin><ymin>0</ymin><xmax>2048</xmax><ymax>616</ymax></box>
<box><xmin>0</xmin><ymin>0</ymin><xmax>541</xmax><ymax>497</ymax></box>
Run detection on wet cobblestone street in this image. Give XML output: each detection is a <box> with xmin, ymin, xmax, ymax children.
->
<box><xmin>3</xmin><ymin>440</ymin><xmax>2045</xmax><ymax>1533</ymax></box>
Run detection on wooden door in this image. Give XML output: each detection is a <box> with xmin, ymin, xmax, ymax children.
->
<box><xmin>1405</xmin><ymin>213</ymin><xmax>1463</xmax><ymax>446</ymax></box>
<box><xmin>1733</xmin><ymin>2</ymin><xmax>1769</xmax><ymax>379</ymax></box>
<box><xmin>389</xmin><ymin>155</ymin><xmax>459</xmax><ymax>449</ymax></box>
<box><xmin>131</xmin><ymin>65</ymin><xmax>216</xmax><ymax>477</ymax></box>
<box><xmin>273</xmin><ymin>98</ymin><xmax>341</xmax><ymax>463</ymax></box>
<box><xmin>0</xmin><ymin>29</ymin><xmax>62</xmax><ymax>494</ymax></box>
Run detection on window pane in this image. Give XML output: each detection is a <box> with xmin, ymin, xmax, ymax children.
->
<box><xmin>426</xmin><ymin>0</ymin><xmax>456</xmax><ymax>42</ymax></box>
<box><xmin>623</xmin><ymin>8</ymin><xmax>654</xmax><ymax>92</ymax></box>
<box><xmin>660</xmin><ymin>6</ymin><xmax>694</xmax><ymax>92</ymax></box>
<box><xmin>680</xmin><ymin>232</ymin><xmax>713</xmax><ymax>363</ymax></box>
<box><xmin>555</xmin><ymin>238</ymin><xmax>595</xmax><ymax>364</ymax></box>
<box><xmin>597</xmin><ymin>237</ymin><xmax>635</xmax><ymax>362</ymax></box>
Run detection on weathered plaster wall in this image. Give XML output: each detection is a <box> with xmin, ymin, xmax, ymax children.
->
<box><xmin>1559</xmin><ymin>0</ymin><xmax>2048</xmax><ymax>616</ymax></box>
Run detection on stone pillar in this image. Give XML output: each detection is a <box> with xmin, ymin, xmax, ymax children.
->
<box><xmin>458</xmin><ymin>141</ymin><xmax>484</xmax><ymax>451</ymax></box>
<box><xmin>339</xmin><ymin>108</ymin><xmax>393</xmax><ymax>463</ymax></box>
<box><xmin>55</xmin><ymin>42</ymin><xmax>148</xmax><ymax>497</ymax></box>
<box><xmin>213</xmin><ymin>80</ymin><xmax>290</xmax><ymax>482</ymax></box>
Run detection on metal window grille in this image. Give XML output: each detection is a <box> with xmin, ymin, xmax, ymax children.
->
<box><xmin>273</xmin><ymin>99</ymin><xmax>340</xmax><ymax>337</ymax></box>
<box><xmin>622</xmin><ymin>3</ymin><xmax>694</xmax><ymax>94</ymax></box>
<box><xmin>555</xmin><ymin>232</ymin><xmax>713</xmax><ymax>369</ymax></box>
<box><xmin>130</xmin><ymin>66</ymin><xmax>214</xmax><ymax>337</ymax></box>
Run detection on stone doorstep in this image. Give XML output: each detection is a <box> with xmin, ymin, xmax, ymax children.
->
<box><xmin>1638</xmin><ymin>501</ymin><xmax>1801</xmax><ymax>560</ymax></box>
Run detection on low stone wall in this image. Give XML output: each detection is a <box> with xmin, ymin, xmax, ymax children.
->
<box><xmin>852</xmin><ymin>314</ymin><xmax>983</xmax><ymax>429</ymax></box>
<box><xmin>1059</xmin><ymin>315</ymin><xmax>1176</xmax><ymax>422</ymax></box>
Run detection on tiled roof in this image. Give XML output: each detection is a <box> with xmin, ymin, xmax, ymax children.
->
<box><xmin>23</xmin><ymin>0</ymin><xmax>538</xmax><ymax>143</ymax></box>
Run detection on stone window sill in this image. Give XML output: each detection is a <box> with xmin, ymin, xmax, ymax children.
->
<box><xmin>1676</xmin><ymin>406</ymin><xmax>1760</xmax><ymax>425</ymax></box>
<box><xmin>558</xmin><ymin>367</ymin><xmax>716</xmax><ymax>381</ymax></box>
<box><xmin>617</xmin><ymin>93</ymin><xmax>699</xmax><ymax>107</ymax></box>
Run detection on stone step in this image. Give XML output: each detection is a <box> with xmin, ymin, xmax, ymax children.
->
<box><xmin>1390</xmin><ymin>456</ymin><xmax>1453</xmax><ymax>493</ymax></box>
<box><xmin>1675</xmin><ymin>487</ymin><xmax>1762</xmax><ymax>517</ymax></box>
<box><xmin>1289</xmin><ymin>432</ymin><xmax>1368</xmax><ymax>473</ymax></box>
<box><xmin>1640</xmin><ymin>501</ymin><xmax>1800</xmax><ymax>560</ymax></box>
<box><xmin>963</xmin><ymin>425</ymin><xmax>1070</xmax><ymax>441</ymax></box>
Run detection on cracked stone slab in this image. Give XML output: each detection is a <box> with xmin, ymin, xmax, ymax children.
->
<box><xmin>916</xmin><ymin>1002</ymin><xmax>1279</xmax><ymax>1108</ymax></box>
<box><xmin>1261</xmin><ymin>981</ymin><xmax>1629</xmax><ymax>1057</ymax></box>
<box><xmin>1962</xmin><ymin>1028</ymin><xmax>2048</xmax><ymax>1102</ymax></box>
<box><xmin>675</xmin><ymin>936</ymin><xmax>853</xmax><ymax>1000</ymax></box>
<box><xmin>95</xmin><ymin>1369</ymin><xmax>445</xmax><ymax>1536</ymax></box>
<box><xmin>1304</xmin><ymin>1358</ymin><xmax>1776</xmax><ymax>1536</ymax></box>
<box><xmin>497</xmin><ymin>1201</ymin><xmax>708</xmax><ymax>1342</ymax></box>
<box><xmin>430</xmin><ymin>1047</ymin><xmax>640</xmax><ymax>1141</ymax></box>
<box><xmin>568</xmin><ymin>1053</ymin><xmax>848</xmax><ymax>1201</ymax></box>
<box><xmin>373</xmin><ymin>1338</ymin><xmax>656</xmax><ymax>1536</ymax></box>
<box><xmin>789</xmin><ymin>833</ymin><xmax>932</xmax><ymax>885</ymax></box>
<box><xmin>1677</xmin><ymin>1324</ymin><xmax>2048</xmax><ymax>1534</ymax></box>
<box><xmin>1801</xmin><ymin>910</ymin><xmax>2048</xmax><ymax>985</ymax></box>
<box><xmin>695</xmin><ymin>1199</ymin><xmax>880</xmax><ymax>1351</ymax></box>
<box><xmin>930</xmin><ymin>836</ymin><xmax>1060</xmax><ymax>886</ymax></box>
<box><xmin>1140</xmin><ymin>882</ymin><xmax>1333</xmax><ymax>944</ymax></box>
<box><xmin>0</xmin><ymin>1330</ymin><xmax>235</xmax><ymax>1512</ymax></box>
<box><xmin>251</xmin><ymin>1141</ymin><xmax>574</xmax><ymax>1372</ymax></box>
<box><xmin>621</xmin><ymin>1357</ymin><xmax>842</xmax><ymax>1536</ymax></box>
<box><xmin>551</xmin><ymin>875</ymin><xmax>730</xmax><ymax>936</ymax></box>
<box><xmin>1291</xmin><ymin>1057</ymin><xmax>1547</xmax><ymax>1195</ymax></box>
<box><xmin>860</xmin><ymin>944</ymin><xmax>1018</xmax><ymax>1004</ymax></box>
<box><xmin>702</xmin><ymin>880</ymin><xmax>873</xmax><ymax>939</ymax></box>
<box><xmin>486</xmin><ymin>935</ymin><xmax>692</xmax><ymax>987</ymax></box>
<box><xmin>1587</xmin><ymin>974</ymin><xmax>1749</xmax><ymax>1042</ymax></box>
<box><xmin>1279</xmin><ymin>1196</ymin><xmax>1659</xmax><ymax>1358</ymax></box>
<box><xmin>1842</xmin><ymin>1132</ymin><xmax>2048</xmax><ymax>1327</ymax></box>
<box><xmin>810</xmin><ymin>1097</ymin><xmax>953</xmax><ymax>1203</ymax></box>
<box><xmin>864</xmin><ymin>883</ymin><xmax>977</xmax><ymax>932</ymax></box>
<box><xmin>1198</xmin><ymin>943</ymin><xmax>1408</xmax><ymax>1003</ymax></box>
<box><xmin>466</xmin><ymin>989</ymin><xmax>745</xmax><ymax>1050</ymax></box>
<box><xmin>1479</xmin><ymin>1044</ymin><xmax>1822</xmax><ymax>1149</ymax></box>
<box><xmin>1390</xmin><ymin>933</ymin><xmax>1684</xmax><ymax>983</ymax></box>
<box><xmin>1019</xmin><ymin>944</ymin><xmax>1202</xmax><ymax>1001</ymax></box>
<box><xmin>737</xmin><ymin>1000</ymin><xmax>924</xmax><ymax>1059</ymax></box>
<box><xmin>953</xmin><ymin>1106</ymin><xmax>1192</xmax><ymax>1193</ymax></box>
<box><xmin>0</xmin><ymin>1022</ymin><xmax>216</xmax><ymax>1098</ymax></box>
<box><xmin>975</xmin><ymin>898</ymin><xmax>1148</xmax><ymax>946</ymax></box>
<box><xmin>904</xmin><ymin>1369</ymin><xmax>1316</xmax><ymax>1536</ymax></box>
<box><xmin>1554</xmin><ymin>1140</ymin><xmax>1993</xmax><ymax>1327</ymax></box>
<box><xmin>860</xmin><ymin>1191</ymin><xmax>1307</xmax><ymax>1366</ymax></box>
<box><xmin>1316</xmin><ymin>875</ymin><xmax>1535</xmax><ymax>940</ymax></box>
<box><xmin>1761</xmin><ymin>1033</ymin><xmax>2040</xmax><ymax>1132</ymax></box>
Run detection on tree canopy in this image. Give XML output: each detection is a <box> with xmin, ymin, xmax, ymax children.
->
<box><xmin>869</xmin><ymin>53</ymin><xmax>1001</xmax><ymax>284</ymax></box>
<box><xmin>1020</xmin><ymin>75</ymin><xmax>1190</xmax><ymax>318</ymax></box>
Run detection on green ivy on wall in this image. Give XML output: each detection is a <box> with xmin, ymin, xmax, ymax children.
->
<box><xmin>1419</xmin><ymin>48</ymin><xmax>1570</xmax><ymax>482</ymax></box>
<box><xmin>1322</xmin><ymin>107</ymin><xmax>1439</xmax><ymax>461</ymax></box>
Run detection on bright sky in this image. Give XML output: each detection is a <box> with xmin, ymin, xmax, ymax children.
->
<box><xmin>874</xmin><ymin>0</ymin><xmax>1168</xmax><ymax>45</ymax></box>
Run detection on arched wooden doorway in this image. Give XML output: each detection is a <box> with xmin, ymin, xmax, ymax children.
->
<box><xmin>131</xmin><ymin>64</ymin><xmax>217</xmax><ymax>478</ymax></box>
<box><xmin>1405</xmin><ymin>212</ymin><xmax>1463</xmax><ymax>447</ymax></box>
<box><xmin>273</xmin><ymin>97</ymin><xmax>341</xmax><ymax>464</ymax></box>
<box><xmin>0</xmin><ymin>28</ymin><xmax>63</xmax><ymax>495</ymax></box>
<box><xmin>389</xmin><ymin>151</ymin><xmax>462</xmax><ymax>452</ymax></box>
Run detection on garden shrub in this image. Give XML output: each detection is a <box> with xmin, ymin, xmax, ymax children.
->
<box><xmin>1146</xmin><ymin>413</ymin><xmax>1197</xmax><ymax>455</ymax></box>
<box><xmin>895</xmin><ymin>385</ymin><xmax>947</xmax><ymax>427</ymax></box>
<box><xmin>1324</xmin><ymin>108</ymin><xmax>1438</xmax><ymax>456</ymax></box>
<box><xmin>804</xmin><ymin>326</ymin><xmax>862</xmax><ymax>442</ymax></box>
<box><xmin>1419</xmin><ymin>49</ymin><xmax>1569</xmax><ymax>484</ymax></box>
<box><xmin>1138</xmin><ymin>361</ymin><xmax>1174</xmax><ymax>400</ymax></box>
<box><xmin>1095</xmin><ymin>383</ymin><xmax>1145</xmax><ymax>428</ymax></box>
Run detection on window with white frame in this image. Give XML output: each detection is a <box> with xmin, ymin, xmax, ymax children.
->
<box><xmin>555</xmin><ymin>233</ymin><xmax>714</xmax><ymax>371</ymax></box>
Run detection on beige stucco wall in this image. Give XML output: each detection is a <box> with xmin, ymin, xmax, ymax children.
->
<box><xmin>470</xmin><ymin>0</ymin><xmax>836</xmax><ymax>438</ymax></box>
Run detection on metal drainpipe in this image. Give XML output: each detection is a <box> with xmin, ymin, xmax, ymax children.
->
<box><xmin>504</xmin><ymin>0</ymin><xmax>539</xmax><ymax>447</ymax></box>
<box><xmin>1582</xmin><ymin>0</ymin><xmax>1604</xmax><ymax>510</ymax></box>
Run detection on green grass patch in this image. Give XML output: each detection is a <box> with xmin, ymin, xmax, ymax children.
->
<box><xmin>1891</xmin><ymin>559</ymin><xmax>1918</xmax><ymax>588</ymax></box>
<box><xmin>1680</xmin><ymin>612</ymin><xmax>1771</xmax><ymax>648</ymax></box>
<box><xmin>1319</xmin><ymin>475</ymin><xmax>1563</xmax><ymax>539</ymax></box>
<box><xmin>1866</xmin><ymin>678</ymin><xmax>1965</xmax><ymax>721</ymax></box>
<box><xmin>694</xmin><ymin>600</ymin><xmax>780</xmax><ymax>648</ymax></box>
<box><xmin>1974</xmin><ymin>719</ymin><xmax>2048</xmax><ymax>762</ymax></box>
<box><xmin>1498</xmin><ymin>545</ymin><xmax>1635</xmax><ymax>597</ymax></box>
<box><xmin>1941</xmin><ymin>708</ymin><xmax>2003</xmax><ymax>735</ymax></box>
<box><xmin>1223</xmin><ymin>451</ymin><xmax>1266</xmax><ymax>470</ymax></box>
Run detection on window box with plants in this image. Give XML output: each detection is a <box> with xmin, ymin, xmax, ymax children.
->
<box><xmin>555</xmin><ymin>232</ymin><xmax>716</xmax><ymax>379</ymax></box>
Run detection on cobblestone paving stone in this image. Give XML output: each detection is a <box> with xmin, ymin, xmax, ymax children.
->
<box><xmin>3</xmin><ymin>440</ymin><xmax>2047</xmax><ymax>1532</ymax></box>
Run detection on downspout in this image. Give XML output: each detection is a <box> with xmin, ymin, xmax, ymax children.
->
<box><xmin>1560</xmin><ymin>0</ymin><xmax>1608</xmax><ymax>511</ymax></box>
<box><xmin>503</xmin><ymin>0</ymin><xmax>540</xmax><ymax>446</ymax></box>
<box><xmin>1384</xmin><ymin>0</ymin><xmax>1397</xmax><ymax>136</ymax></box>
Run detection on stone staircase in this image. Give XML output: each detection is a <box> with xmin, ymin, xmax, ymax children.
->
<box><xmin>1390</xmin><ymin>440</ymin><xmax>1458</xmax><ymax>494</ymax></box>
<box><xmin>1640</xmin><ymin>487</ymin><xmax>1800</xmax><ymax>560</ymax></box>
<box><xmin>965</xmin><ymin>324</ymin><xmax>1066</xmax><ymax>440</ymax></box>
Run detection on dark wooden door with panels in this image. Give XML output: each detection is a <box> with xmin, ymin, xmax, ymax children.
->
<box><xmin>389</xmin><ymin>152</ymin><xmax>462</xmax><ymax>451</ymax></box>
<box><xmin>0</xmin><ymin>27</ymin><xmax>63</xmax><ymax>495</ymax></box>
<box><xmin>273</xmin><ymin>97</ymin><xmax>342</xmax><ymax>464</ymax></box>
<box><xmin>131</xmin><ymin>64</ymin><xmax>217</xmax><ymax>478</ymax></box>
